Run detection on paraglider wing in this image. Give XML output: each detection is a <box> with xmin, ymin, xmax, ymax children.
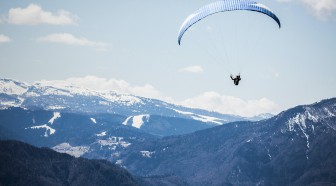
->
<box><xmin>178</xmin><ymin>0</ymin><xmax>281</xmax><ymax>45</ymax></box>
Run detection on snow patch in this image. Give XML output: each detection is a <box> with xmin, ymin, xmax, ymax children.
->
<box><xmin>29</xmin><ymin>124</ymin><xmax>56</xmax><ymax>137</ymax></box>
<box><xmin>132</xmin><ymin>114</ymin><xmax>150</xmax><ymax>128</ymax></box>
<box><xmin>140</xmin><ymin>150</ymin><xmax>155</xmax><ymax>158</ymax></box>
<box><xmin>0</xmin><ymin>101</ymin><xmax>21</xmax><ymax>108</ymax></box>
<box><xmin>90</xmin><ymin>118</ymin><xmax>97</xmax><ymax>124</ymax></box>
<box><xmin>46</xmin><ymin>106</ymin><xmax>66</xmax><ymax>110</ymax></box>
<box><xmin>48</xmin><ymin>112</ymin><xmax>61</xmax><ymax>125</ymax></box>
<box><xmin>52</xmin><ymin>143</ymin><xmax>90</xmax><ymax>158</ymax></box>
<box><xmin>287</xmin><ymin>114</ymin><xmax>306</xmax><ymax>132</ymax></box>
<box><xmin>24</xmin><ymin>91</ymin><xmax>40</xmax><ymax>97</ymax></box>
<box><xmin>96</xmin><ymin>131</ymin><xmax>107</xmax><ymax>137</ymax></box>
<box><xmin>267</xmin><ymin>149</ymin><xmax>272</xmax><ymax>160</ymax></box>
<box><xmin>122</xmin><ymin>116</ymin><xmax>132</xmax><ymax>125</ymax></box>
<box><xmin>324</xmin><ymin>107</ymin><xmax>336</xmax><ymax>117</ymax></box>
<box><xmin>191</xmin><ymin>115</ymin><xmax>223</xmax><ymax>125</ymax></box>
<box><xmin>99</xmin><ymin>101</ymin><xmax>109</xmax><ymax>106</ymax></box>
<box><xmin>34</xmin><ymin>85</ymin><xmax>74</xmax><ymax>97</ymax></box>
<box><xmin>172</xmin><ymin>108</ymin><xmax>223</xmax><ymax>124</ymax></box>
<box><xmin>173</xmin><ymin>109</ymin><xmax>194</xmax><ymax>115</ymax></box>
<box><xmin>116</xmin><ymin>160</ymin><xmax>123</xmax><ymax>165</ymax></box>
<box><xmin>122</xmin><ymin>115</ymin><xmax>150</xmax><ymax>129</ymax></box>
<box><xmin>97</xmin><ymin>137</ymin><xmax>131</xmax><ymax>149</ymax></box>
<box><xmin>98</xmin><ymin>91</ymin><xmax>143</xmax><ymax>106</ymax></box>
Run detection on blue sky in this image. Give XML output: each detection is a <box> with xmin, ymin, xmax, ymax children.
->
<box><xmin>0</xmin><ymin>0</ymin><xmax>335</xmax><ymax>117</ymax></box>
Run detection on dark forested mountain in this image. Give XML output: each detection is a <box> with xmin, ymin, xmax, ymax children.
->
<box><xmin>0</xmin><ymin>140</ymin><xmax>139</xmax><ymax>186</ymax></box>
<box><xmin>119</xmin><ymin>98</ymin><xmax>336</xmax><ymax>185</ymax></box>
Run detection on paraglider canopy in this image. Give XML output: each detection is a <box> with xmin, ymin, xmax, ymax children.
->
<box><xmin>178</xmin><ymin>0</ymin><xmax>281</xmax><ymax>45</ymax></box>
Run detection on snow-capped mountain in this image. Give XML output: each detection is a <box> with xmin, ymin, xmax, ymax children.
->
<box><xmin>0</xmin><ymin>79</ymin><xmax>29</xmax><ymax>95</ymax></box>
<box><xmin>0</xmin><ymin>78</ymin><xmax>251</xmax><ymax>126</ymax></box>
<box><xmin>247</xmin><ymin>113</ymin><xmax>274</xmax><ymax>121</ymax></box>
<box><xmin>119</xmin><ymin>98</ymin><xmax>336</xmax><ymax>185</ymax></box>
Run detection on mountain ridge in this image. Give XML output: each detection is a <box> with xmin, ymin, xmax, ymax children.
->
<box><xmin>0</xmin><ymin>78</ymin><xmax>271</xmax><ymax>123</ymax></box>
<box><xmin>119</xmin><ymin>97</ymin><xmax>336</xmax><ymax>185</ymax></box>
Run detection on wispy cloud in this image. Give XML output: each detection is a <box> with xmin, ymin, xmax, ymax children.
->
<box><xmin>180</xmin><ymin>91</ymin><xmax>280</xmax><ymax>117</ymax></box>
<box><xmin>179</xmin><ymin>65</ymin><xmax>204</xmax><ymax>73</ymax></box>
<box><xmin>36</xmin><ymin>76</ymin><xmax>280</xmax><ymax>117</ymax></box>
<box><xmin>38</xmin><ymin>33</ymin><xmax>108</xmax><ymax>50</ymax></box>
<box><xmin>6</xmin><ymin>4</ymin><xmax>78</xmax><ymax>25</ymax></box>
<box><xmin>62</xmin><ymin>77</ymin><xmax>279</xmax><ymax>117</ymax></box>
<box><xmin>277</xmin><ymin>0</ymin><xmax>336</xmax><ymax>19</ymax></box>
<box><xmin>0</xmin><ymin>34</ymin><xmax>11</xmax><ymax>43</ymax></box>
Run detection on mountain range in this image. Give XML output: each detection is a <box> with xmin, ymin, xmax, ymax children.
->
<box><xmin>0</xmin><ymin>78</ymin><xmax>269</xmax><ymax>137</ymax></box>
<box><xmin>1</xmin><ymin>78</ymin><xmax>336</xmax><ymax>185</ymax></box>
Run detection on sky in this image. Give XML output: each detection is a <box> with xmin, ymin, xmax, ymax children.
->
<box><xmin>0</xmin><ymin>0</ymin><xmax>335</xmax><ymax>117</ymax></box>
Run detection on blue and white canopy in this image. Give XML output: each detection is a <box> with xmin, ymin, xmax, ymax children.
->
<box><xmin>178</xmin><ymin>0</ymin><xmax>281</xmax><ymax>45</ymax></box>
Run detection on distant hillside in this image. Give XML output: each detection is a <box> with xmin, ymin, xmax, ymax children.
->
<box><xmin>0</xmin><ymin>108</ymin><xmax>157</xmax><ymax>162</ymax></box>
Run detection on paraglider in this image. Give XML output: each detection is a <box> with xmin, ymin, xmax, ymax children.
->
<box><xmin>230</xmin><ymin>74</ymin><xmax>241</xmax><ymax>86</ymax></box>
<box><xmin>178</xmin><ymin>0</ymin><xmax>281</xmax><ymax>45</ymax></box>
<box><xmin>177</xmin><ymin>0</ymin><xmax>281</xmax><ymax>86</ymax></box>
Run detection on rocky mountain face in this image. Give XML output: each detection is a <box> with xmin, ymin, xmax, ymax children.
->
<box><xmin>119</xmin><ymin>98</ymin><xmax>336</xmax><ymax>185</ymax></box>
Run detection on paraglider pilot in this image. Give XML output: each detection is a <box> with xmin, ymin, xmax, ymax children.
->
<box><xmin>230</xmin><ymin>74</ymin><xmax>241</xmax><ymax>86</ymax></box>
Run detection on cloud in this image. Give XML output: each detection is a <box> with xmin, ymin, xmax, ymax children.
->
<box><xmin>7</xmin><ymin>4</ymin><xmax>78</xmax><ymax>25</ymax></box>
<box><xmin>179</xmin><ymin>65</ymin><xmax>204</xmax><ymax>73</ymax></box>
<box><xmin>36</xmin><ymin>76</ymin><xmax>280</xmax><ymax>117</ymax></box>
<box><xmin>38</xmin><ymin>33</ymin><xmax>107</xmax><ymax>50</ymax></box>
<box><xmin>0</xmin><ymin>34</ymin><xmax>11</xmax><ymax>43</ymax></box>
<box><xmin>180</xmin><ymin>91</ymin><xmax>280</xmax><ymax>117</ymax></box>
<box><xmin>277</xmin><ymin>0</ymin><xmax>336</xmax><ymax>19</ymax></box>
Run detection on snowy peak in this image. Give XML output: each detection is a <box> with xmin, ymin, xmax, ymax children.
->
<box><xmin>33</xmin><ymin>80</ymin><xmax>143</xmax><ymax>103</ymax></box>
<box><xmin>267</xmin><ymin>98</ymin><xmax>336</xmax><ymax>160</ymax></box>
<box><xmin>27</xmin><ymin>80</ymin><xmax>144</xmax><ymax>106</ymax></box>
<box><xmin>283</xmin><ymin>98</ymin><xmax>336</xmax><ymax>132</ymax></box>
<box><xmin>0</xmin><ymin>78</ymin><xmax>246</xmax><ymax>125</ymax></box>
<box><xmin>248</xmin><ymin>113</ymin><xmax>274</xmax><ymax>121</ymax></box>
<box><xmin>0</xmin><ymin>79</ymin><xmax>29</xmax><ymax>95</ymax></box>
